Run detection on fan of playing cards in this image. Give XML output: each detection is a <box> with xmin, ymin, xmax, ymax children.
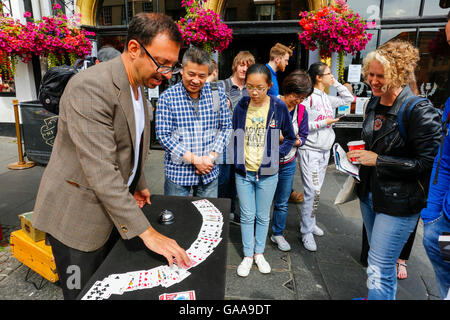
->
<box><xmin>81</xmin><ymin>199</ymin><xmax>223</xmax><ymax>300</ymax></box>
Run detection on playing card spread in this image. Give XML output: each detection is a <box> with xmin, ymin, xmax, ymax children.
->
<box><xmin>81</xmin><ymin>199</ymin><xmax>223</xmax><ymax>300</ymax></box>
<box><xmin>81</xmin><ymin>281</ymin><xmax>112</xmax><ymax>300</ymax></box>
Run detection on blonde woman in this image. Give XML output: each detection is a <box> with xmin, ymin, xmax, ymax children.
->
<box><xmin>347</xmin><ymin>40</ymin><xmax>441</xmax><ymax>300</ymax></box>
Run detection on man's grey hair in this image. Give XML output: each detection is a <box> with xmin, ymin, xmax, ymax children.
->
<box><xmin>97</xmin><ymin>46</ymin><xmax>121</xmax><ymax>62</ymax></box>
<box><xmin>182</xmin><ymin>46</ymin><xmax>211</xmax><ymax>68</ymax></box>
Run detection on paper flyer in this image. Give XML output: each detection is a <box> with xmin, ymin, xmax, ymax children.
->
<box><xmin>333</xmin><ymin>143</ymin><xmax>360</xmax><ymax>181</ymax></box>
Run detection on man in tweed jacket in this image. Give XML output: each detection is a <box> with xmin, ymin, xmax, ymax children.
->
<box><xmin>32</xmin><ymin>13</ymin><xmax>190</xmax><ymax>299</ymax></box>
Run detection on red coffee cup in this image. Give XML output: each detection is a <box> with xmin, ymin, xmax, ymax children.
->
<box><xmin>347</xmin><ymin>140</ymin><xmax>365</xmax><ymax>164</ymax></box>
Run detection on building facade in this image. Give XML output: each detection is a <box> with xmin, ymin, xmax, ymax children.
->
<box><xmin>0</xmin><ymin>0</ymin><xmax>449</xmax><ymax>135</ymax></box>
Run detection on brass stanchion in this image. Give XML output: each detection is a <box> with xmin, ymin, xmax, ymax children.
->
<box><xmin>8</xmin><ymin>99</ymin><xmax>35</xmax><ymax>170</ymax></box>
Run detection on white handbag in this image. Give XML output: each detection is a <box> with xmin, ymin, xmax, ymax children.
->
<box><xmin>334</xmin><ymin>175</ymin><xmax>357</xmax><ymax>205</ymax></box>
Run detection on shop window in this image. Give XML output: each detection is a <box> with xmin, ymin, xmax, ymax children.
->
<box><xmin>224</xmin><ymin>0</ymin><xmax>308</xmax><ymax>22</ymax></box>
<box><xmin>102</xmin><ymin>6</ymin><xmax>113</xmax><ymax>25</ymax></box>
<box><xmin>382</xmin><ymin>0</ymin><xmax>421</xmax><ymax>18</ymax></box>
<box><xmin>165</xmin><ymin>0</ymin><xmax>185</xmax><ymax>22</ymax></box>
<box><xmin>346</xmin><ymin>0</ymin><xmax>381</xmax><ymax>21</ymax></box>
<box><xmin>125</xmin><ymin>0</ymin><xmax>154</xmax><ymax>19</ymax></box>
<box><xmin>276</xmin><ymin>0</ymin><xmax>308</xmax><ymax>20</ymax></box>
<box><xmin>0</xmin><ymin>56</ymin><xmax>15</xmax><ymax>96</ymax></box>
<box><xmin>416</xmin><ymin>27</ymin><xmax>450</xmax><ymax>110</ymax></box>
<box><xmin>99</xmin><ymin>35</ymin><xmax>127</xmax><ymax>54</ymax></box>
<box><xmin>98</xmin><ymin>0</ymin><xmax>154</xmax><ymax>26</ymax></box>
<box><xmin>256</xmin><ymin>3</ymin><xmax>275</xmax><ymax>21</ymax></box>
<box><xmin>422</xmin><ymin>0</ymin><xmax>450</xmax><ymax>16</ymax></box>
<box><xmin>142</xmin><ymin>2</ymin><xmax>153</xmax><ymax>12</ymax></box>
<box><xmin>0</xmin><ymin>1</ymin><xmax>15</xmax><ymax>95</ymax></box>
<box><xmin>224</xmin><ymin>0</ymin><xmax>255</xmax><ymax>21</ymax></box>
<box><xmin>98</xmin><ymin>0</ymin><xmax>126</xmax><ymax>25</ymax></box>
<box><xmin>379</xmin><ymin>28</ymin><xmax>417</xmax><ymax>45</ymax></box>
<box><xmin>225</xmin><ymin>7</ymin><xmax>238</xmax><ymax>21</ymax></box>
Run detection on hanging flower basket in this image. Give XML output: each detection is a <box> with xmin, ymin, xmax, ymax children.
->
<box><xmin>176</xmin><ymin>0</ymin><xmax>233</xmax><ymax>53</ymax></box>
<box><xmin>0</xmin><ymin>2</ymin><xmax>94</xmax><ymax>73</ymax></box>
<box><xmin>298</xmin><ymin>0</ymin><xmax>375</xmax><ymax>82</ymax></box>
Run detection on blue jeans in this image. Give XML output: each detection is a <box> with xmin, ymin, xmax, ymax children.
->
<box><xmin>423</xmin><ymin>212</ymin><xmax>450</xmax><ymax>299</ymax></box>
<box><xmin>272</xmin><ymin>160</ymin><xmax>297</xmax><ymax>236</ymax></box>
<box><xmin>235</xmin><ymin>172</ymin><xmax>278</xmax><ymax>257</ymax></box>
<box><xmin>218</xmin><ymin>164</ymin><xmax>236</xmax><ymax>213</ymax></box>
<box><xmin>164</xmin><ymin>176</ymin><xmax>218</xmax><ymax>198</ymax></box>
<box><xmin>360</xmin><ymin>192</ymin><xmax>419</xmax><ymax>300</ymax></box>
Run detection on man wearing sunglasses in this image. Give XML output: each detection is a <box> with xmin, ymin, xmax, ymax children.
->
<box><xmin>32</xmin><ymin>13</ymin><xmax>191</xmax><ymax>299</ymax></box>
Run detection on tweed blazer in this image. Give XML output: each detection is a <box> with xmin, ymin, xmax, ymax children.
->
<box><xmin>32</xmin><ymin>56</ymin><xmax>151</xmax><ymax>252</ymax></box>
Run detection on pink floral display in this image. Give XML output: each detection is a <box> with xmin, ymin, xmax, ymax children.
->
<box><xmin>298</xmin><ymin>0</ymin><xmax>375</xmax><ymax>59</ymax></box>
<box><xmin>0</xmin><ymin>3</ymin><xmax>94</xmax><ymax>68</ymax></box>
<box><xmin>176</xmin><ymin>0</ymin><xmax>232</xmax><ymax>53</ymax></box>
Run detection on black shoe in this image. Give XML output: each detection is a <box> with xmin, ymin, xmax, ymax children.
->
<box><xmin>229</xmin><ymin>213</ymin><xmax>241</xmax><ymax>226</ymax></box>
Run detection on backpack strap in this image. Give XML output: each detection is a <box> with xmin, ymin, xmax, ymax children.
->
<box><xmin>218</xmin><ymin>79</ymin><xmax>233</xmax><ymax>111</ymax></box>
<box><xmin>396</xmin><ymin>96</ymin><xmax>428</xmax><ymax>141</ymax></box>
<box><xmin>297</xmin><ymin>103</ymin><xmax>305</xmax><ymax>127</ymax></box>
<box><xmin>224</xmin><ymin>78</ymin><xmax>232</xmax><ymax>93</ymax></box>
<box><xmin>210</xmin><ymin>81</ymin><xmax>220</xmax><ymax>112</ymax></box>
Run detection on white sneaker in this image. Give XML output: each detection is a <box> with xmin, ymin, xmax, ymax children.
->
<box><xmin>313</xmin><ymin>225</ymin><xmax>324</xmax><ymax>237</ymax></box>
<box><xmin>302</xmin><ymin>233</ymin><xmax>317</xmax><ymax>252</ymax></box>
<box><xmin>270</xmin><ymin>235</ymin><xmax>291</xmax><ymax>251</ymax></box>
<box><xmin>237</xmin><ymin>257</ymin><xmax>253</xmax><ymax>277</ymax></box>
<box><xmin>254</xmin><ymin>254</ymin><xmax>271</xmax><ymax>274</ymax></box>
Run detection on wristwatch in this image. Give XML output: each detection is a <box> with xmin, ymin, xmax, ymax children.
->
<box><xmin>208</xmin><ymin>153</ymin><xmax>216</xmax><ymax>163</ymax></box>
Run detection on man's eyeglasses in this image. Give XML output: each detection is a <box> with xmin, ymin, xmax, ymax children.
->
<box><xmin>137</xmin><ymin>41</ymin><xmax>182</xmax><ymax>75</ymax></box>
<box><xmin>320</xmin><ymin>72</ymin><xmax>332</xmax><ymax>77</ymax></box>
<box><xmin>245</xmin><ymin>85</ymin><xmax>268</xmax><ymax>93</ymax></box>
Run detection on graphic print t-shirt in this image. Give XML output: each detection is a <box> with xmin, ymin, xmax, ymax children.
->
<box><xmin>245</xmin><ymin>103</ymin><xmax>270</xmax><ymax>172</ymax></box>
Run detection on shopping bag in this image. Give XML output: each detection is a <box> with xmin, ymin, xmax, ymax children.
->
<box><xmin>334</xmin><ymin>175</ymin><xmax>357</xmax><ymax>205</ymax></box>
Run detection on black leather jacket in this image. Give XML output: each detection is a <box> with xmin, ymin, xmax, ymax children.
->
<box><xmin>357</xmin><ymin>86</ymin><xmax>442</xmax><ymax>216</ymax></box>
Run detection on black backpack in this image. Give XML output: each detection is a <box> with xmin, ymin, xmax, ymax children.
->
<box><xmin>38</xmin><ymin>59</ymin><xmax>93</xmax><ymax>115</ymax></box>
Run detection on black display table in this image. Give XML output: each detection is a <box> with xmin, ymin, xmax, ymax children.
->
<box><xmin>77</xmin><ymin>195</ymin><xmax>230</xmax><ymax>300</ymax></box>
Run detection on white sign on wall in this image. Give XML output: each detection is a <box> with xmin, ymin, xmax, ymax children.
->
<box><xmin>347</xmin><ymin>65</ymin><xmax>362</xmax><ymax>83</ymax></box>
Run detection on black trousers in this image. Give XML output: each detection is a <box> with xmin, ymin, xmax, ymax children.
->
<box><xmin>47</xmin><ymin>228</ymin><xmax>119</xmax><ymax>300</ymax></box>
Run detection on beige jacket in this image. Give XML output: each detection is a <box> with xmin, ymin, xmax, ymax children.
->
<box><xmin>33</xmin><ymin>56</ymin><xmax>151</xmax><ymax>252</ymax></box>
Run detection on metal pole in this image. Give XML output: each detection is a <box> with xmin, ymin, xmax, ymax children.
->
<box><xmin>13</xmin><ymin>100</ymin><xmax>24</xmax><ymax>164</ymax></box>
<box><xmin>8</xmin><ymin>100</ymin><xmax>35</xmax><ymax>170</ymax></box>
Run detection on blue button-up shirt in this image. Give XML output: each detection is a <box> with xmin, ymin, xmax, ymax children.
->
<box><xmin>156</xmin><ymin>82</ymin><xmax>232</xmax><ymax>186</ymax></box>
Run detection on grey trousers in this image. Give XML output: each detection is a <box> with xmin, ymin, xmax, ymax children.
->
<box><xmin>298</xmin><ymin>148</ymin><xmax>330</xmax><ymax>236</ymax></box>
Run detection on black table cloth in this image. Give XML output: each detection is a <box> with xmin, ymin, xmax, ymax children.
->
<box><xmin>77</xmin><ymin>195</ymin><xmax>230</xmax><ymax>300</ymax></box>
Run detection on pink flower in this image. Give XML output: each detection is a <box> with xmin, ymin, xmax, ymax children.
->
<box><xmin>24</xmin><ymin>12</ymin><xmax>32</xmax><ymax>18</ymax></box>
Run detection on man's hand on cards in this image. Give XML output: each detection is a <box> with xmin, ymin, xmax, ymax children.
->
<box><xmin>139</xmin><ymin>226</ymin><xmax>191</xmax><ymax>268</ymax></box>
